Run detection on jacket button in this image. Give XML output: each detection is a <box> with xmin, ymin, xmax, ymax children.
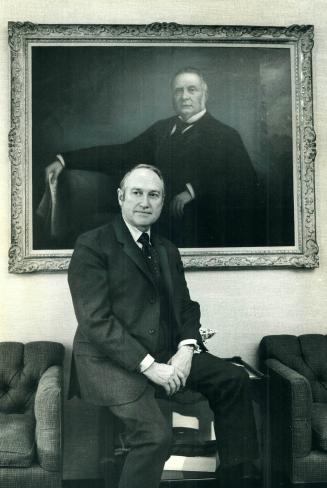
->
<box><xmin>149</xmin><ymin>296</ymin><xmax>156</xmax><ymax>304</ymax></box>
<box><xmin>148</xmin><ymin>329</ymin><xmax>155</xmax><ymax>335</ymax></box>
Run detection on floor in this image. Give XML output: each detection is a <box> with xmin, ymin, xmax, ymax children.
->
<box><xmin>63</xmin><ymin>482</ymin><xmax>218</xmax><ymax>488</ymax></box>
<box><xmin>62</xmin><ymin>479</ymin><xmax>327</xmax><ymax>488</ymax></box>
<box><xmin>63</xmin><ymin>477</ymin><xmax>261</xmax><ymax>488</ymax></box>
<box><xmin>63</xmin><ymin>482</ymin><xmax>237</xmax><ymax>488</ymax></box>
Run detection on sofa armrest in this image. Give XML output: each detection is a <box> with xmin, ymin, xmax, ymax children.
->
<box><xmin>265</xmin><ymin>358</ymin><xmax>312</xmax><ymax>457</ymax></box>
<box><xmin>34</xmin><ymin>365</ymin><xmax>63</xmax><ymax>472</ymax></box>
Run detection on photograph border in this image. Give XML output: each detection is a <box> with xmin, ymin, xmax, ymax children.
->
<box><xmin>8</xmin><ymin>22</ymin><xmax>318</xmax><ymax>272</ymax></box>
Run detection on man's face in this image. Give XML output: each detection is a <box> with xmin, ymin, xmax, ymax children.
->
<box><xmin>172</xmin><ymin>72</ymin><xmax>207</xmax><ymax>121</ymax></box>
<box><xmin>118</xmin><ymin>168</ymin><xmax>164</xmax><ymax>231</ymax></box>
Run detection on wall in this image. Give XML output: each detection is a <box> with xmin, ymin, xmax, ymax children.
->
<box><xmin>1</xmin><ymin>0</ymin><xmax>327</xmax><ymax>479</ymax></box>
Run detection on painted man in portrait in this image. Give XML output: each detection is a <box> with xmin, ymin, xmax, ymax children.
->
<box><xmin>45</xmin><ymin>67</ymin><xmax>258</xmax><ymax>248</ymax></box>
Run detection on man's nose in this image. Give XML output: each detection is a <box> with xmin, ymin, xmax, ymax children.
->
<box><xmin>181</xmin><ymin>89</ymin><xmax>189</xmax><ymax>99</ymax></box>
<box><xmin>140</xmin><ymin>194</ymin><xmax>150</xmax><ymax>207</ymax></box>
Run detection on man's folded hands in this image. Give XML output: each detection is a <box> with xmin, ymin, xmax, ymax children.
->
<box><xmin>143</xmin><ymin>361</ymin><xmax>186</xmax><ymax>396</ymax></box>
<box><xmin>143</xmin><ymin>346</ymin><xmax>194</xmax><ymax>395</ymax></box>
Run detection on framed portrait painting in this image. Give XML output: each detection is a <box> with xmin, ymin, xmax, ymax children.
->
<box><xmin>8</xmin><ymin>22</ymin><xmax>318</xmax><ymax>271</ymax></box>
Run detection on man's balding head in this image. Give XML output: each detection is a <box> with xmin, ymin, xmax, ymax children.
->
<box><xmin>117</xmin><ymin>164</ymin><xmax>165</xmax><ymax>231</ymax></box>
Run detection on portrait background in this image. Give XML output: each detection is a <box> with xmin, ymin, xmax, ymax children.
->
<box><xmin>32</xmin><ymin>45</ymin><xmax>294</xmax><ymax>249</ymax></box>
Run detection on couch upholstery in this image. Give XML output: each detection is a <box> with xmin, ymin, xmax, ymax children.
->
<box><xmin>259</xmin><ymin>334</ymin><xmax>327</xmax><ymax>484</ymax></box>
<box><xmin>0</xmin><ymin>342</ymin><xmax>64</xmax><ymax>488</ymax></box>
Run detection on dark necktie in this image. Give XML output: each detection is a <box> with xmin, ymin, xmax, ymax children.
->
<box><xmin>138</xmin><ymin>233</ymin><xmax>161</xmax><ymax>282</ymax></box>
<box><xmin>172</xmin><ymin>118</ymin><xmax>194</xmax><ymax>137</ymax></box>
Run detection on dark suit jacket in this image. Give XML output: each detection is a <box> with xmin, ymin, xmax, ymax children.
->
<box><xmin>63</xmin><ymin>112</ymin><xmax>258</xmax><ymax>247</ymax></box>
<box><xmin>68</xmin><ymin>214</ymin><xmax>203</xmax><ymax>406</ymax></box>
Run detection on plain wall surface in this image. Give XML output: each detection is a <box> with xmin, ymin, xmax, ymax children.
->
<box><xmin>1</xmin><ymin>0</ymin><xmax>327</xmax><ymax>479</ymax></box>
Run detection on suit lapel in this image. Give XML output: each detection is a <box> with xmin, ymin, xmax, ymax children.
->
<box><xmin>113</xmin><ymin>215</ymin><xmax>156</xmax><ymax>286</ymax></box>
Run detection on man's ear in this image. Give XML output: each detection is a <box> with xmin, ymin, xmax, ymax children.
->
<box><xmin>117</xmin><ymin>188</ymin><xmax>124</xmax><ymax>207</ymax></box>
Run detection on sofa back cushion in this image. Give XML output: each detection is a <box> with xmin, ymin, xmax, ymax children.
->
<box><xmin>0</xmin><ymin>342</ymin><xmax>64</xmax><ymax>467</ymax></box>
<box><xmin>0</xmin><ymin>342</ymin><xmax>64</xmax><ymax>414</ymax></box>
<box><xmin>259</xmin><ymin>334</ymin><xmax>327</xmax><ymax>402</ymax></box>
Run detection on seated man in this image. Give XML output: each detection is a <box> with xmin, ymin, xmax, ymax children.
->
<box><xmin>68</xmin><ymin>164</ymin><xmax>258</xmax><ymax>488</ymax></box>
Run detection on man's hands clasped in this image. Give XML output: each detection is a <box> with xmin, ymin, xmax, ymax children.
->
<box><xmin>167</xmin><ymin>346</ymin><xmax>193</xmax><ymax>383</ymax></box>
<box><xmin>143</xmin><ymin>362</ymin><xmax>184</xmax><ymax>396</ymax></box>
<box><xmin>142</xmin><ymin>346</ymin><xmax>194</xmax><ymax>396</ymax></box>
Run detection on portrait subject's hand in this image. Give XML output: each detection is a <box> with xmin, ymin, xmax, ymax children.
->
<box><xmin>170</xmin><ymin>190</ymin><xmax>193</xmax><ymax>218</ymax></box>
<box><xmin>167</xmin><ymin>346</ymin><xmax>194</xmax><ymax>386</ymax></box>
<box><xmin>142</xmin><ymin>362</ymin><xmax>184</xmax><ymax>396</ymax></box>
<box><xmin>45</xmin><ymin>160</ymin><xmax>63</xmax><ymax>185</ymax></box>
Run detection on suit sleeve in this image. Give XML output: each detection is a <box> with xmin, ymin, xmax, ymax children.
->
<box><xmin>68</xmin><ymin>235</ymin><xmax>149</xmax><ymax>372</ymax></box>
<box><xmin>61</xmin><ymin>123</ymin><xmax>157</xmax><ymax>175</ymax></box>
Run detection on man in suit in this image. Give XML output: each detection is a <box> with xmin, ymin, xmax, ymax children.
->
<box><xmin>68</xmin><ymin>163</ymin><xmax>258</xmax><ymax>488</ymax></box>
<box><xmin>46</xmin><ymin>67</ymin><xmax>258</xmax><ymax>247</ymax></box>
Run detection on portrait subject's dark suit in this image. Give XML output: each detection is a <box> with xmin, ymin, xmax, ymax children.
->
<box><xmin>62</xmin><ymin>113</ymin><xmax>258</xmax><ymax>246</ymax></box>
<box><xmin>68</xmin><ymin>215</ymin><xmax>258</xmax><ymax>488</ymax></box>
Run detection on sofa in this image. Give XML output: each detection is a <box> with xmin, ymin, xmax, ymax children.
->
<box><xmin>259</xmin><ymin>334</ymin><xmax>327</xmax><ymax>485</ymax></box>
<box><xmin>0</xmin><ymin>341</ymin><xmax>64</xmax><ymax>488</ymax></box>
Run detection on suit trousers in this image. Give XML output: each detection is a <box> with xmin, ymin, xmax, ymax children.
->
<box><xmin>102</xmin><ymin>352</ymin><xmax>259</xmax><ymax>488</ymax></box>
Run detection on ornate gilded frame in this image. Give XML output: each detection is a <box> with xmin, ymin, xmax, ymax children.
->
<box><xmin>8</xmin><ymin>22</ymin><xmax>318</xmax><ymax>272</ymax></box>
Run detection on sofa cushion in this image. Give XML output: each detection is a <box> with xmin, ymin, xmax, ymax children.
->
<box><xmin>259</xmin><ymin>334</ymin><xmax>327</xmax><ymax>402</ymax></box>
<box><xmin>0</xmin><ymin>412</ymin><xmax>35</xmax><ymax>466</ymax></box>
<box><xmin>0</xmin><ymin>341</ymin><xmax>64</xmax><ymax>415</ymax></box>
<box><xmin>312</xmin><ymin>403</ymin><xmax>327</xmax><ymax>451</ymax></box>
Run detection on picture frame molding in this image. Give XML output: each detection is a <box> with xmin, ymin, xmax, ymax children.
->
<box><xmin>8</xmin><ymin>21</ymin><xmax>318</xmax><ymax>272</ymax></box>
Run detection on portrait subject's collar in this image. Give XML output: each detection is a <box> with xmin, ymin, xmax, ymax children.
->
<box><xmin>171</xmin><ymin>109</ymin><xmax>206</xmax><ymax>135</ymax></box>
<box><xmin>180</xmin><ymin>108</ymin><xmax>206</xmax><ymax>124</ymax></box>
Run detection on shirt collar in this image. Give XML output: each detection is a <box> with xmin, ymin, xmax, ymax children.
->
<box><xmin>179</xmin><ymin>108</ymin><xmax>206</xmax><ymax>124</ymax></box>
<box><xmin>123</xmin><ymin>216</ymin><xmax>151</xmax><ymax>244</ymax></box>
